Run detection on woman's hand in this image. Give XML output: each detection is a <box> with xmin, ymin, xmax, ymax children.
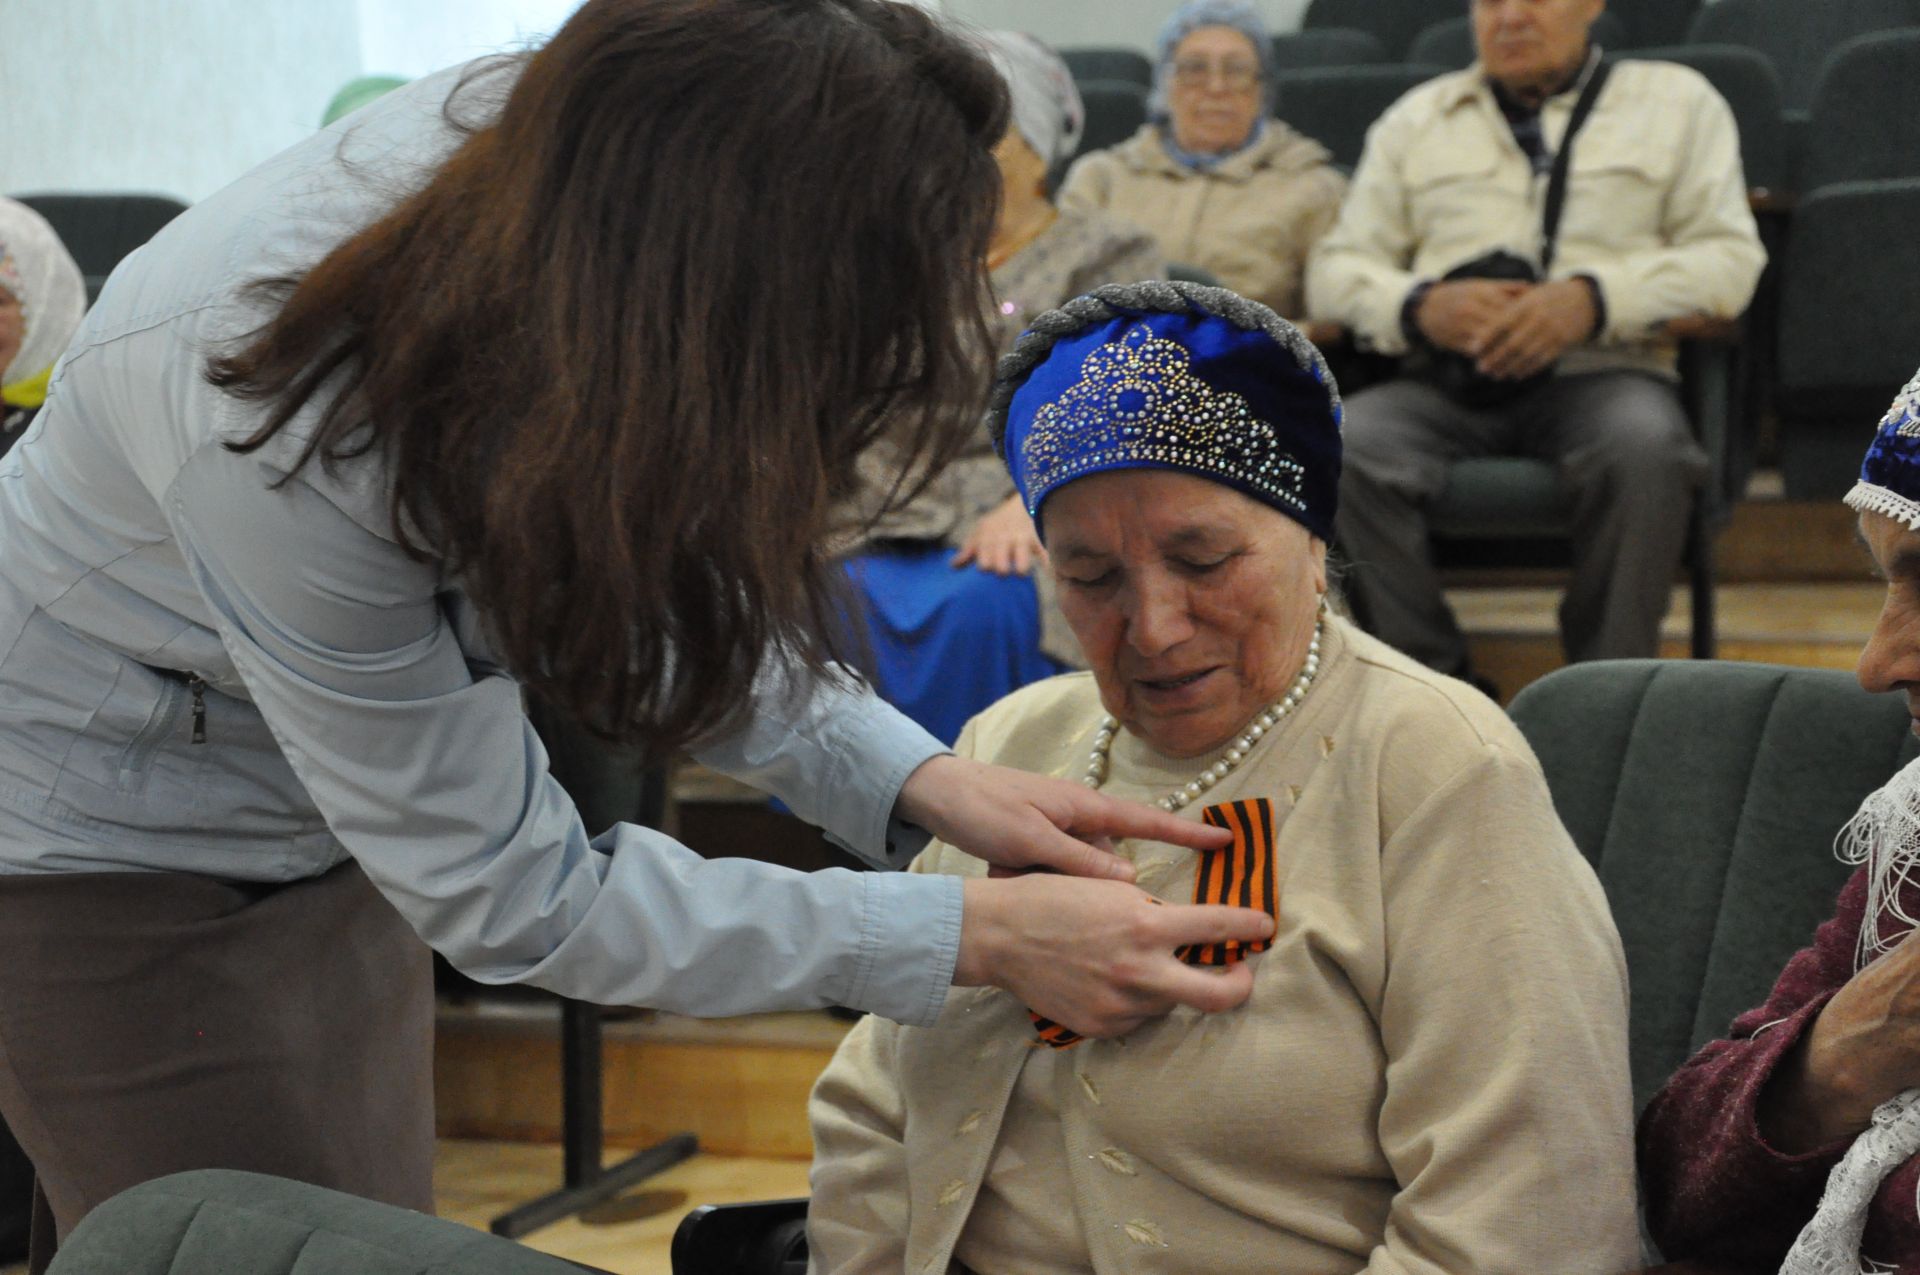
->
<box><xmin>1763</xmin><ymin>926</ymin><xmax>1920</xmax><ymax>1151</ymax></box>
<box><xmin>955</xmin><ymin>874</ymin><xmax>1271</xmax><ymax>1037</ymax></box>
<box><xmin>951</xmin><ymin>496</ymin><xmax>1044</xmax><ymax>576</ymax></box>
<box><xmin>895</xmin><ymin>753</ymin><xmax>1232</xmax><ymax>883</ymax></box>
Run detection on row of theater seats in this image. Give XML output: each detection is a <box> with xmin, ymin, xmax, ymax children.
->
<box><xmin>1070</xmin><ymin>0</ymin><xmax>1918</xmax><ymax>109</ymax></box>
<box><xmin>1062</xmin><ymin>13</ymin><xmax>1920</xmax><ymax>505</ymax></box>
<box><xmin>1066</xmin><ymin>4</ymin><xmax>1920</xmax><ymax>192</ymax></box>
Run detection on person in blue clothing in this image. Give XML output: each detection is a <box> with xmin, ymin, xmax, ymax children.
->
<box><xmin>0</xmin><ymin>3</ymin><xmax>1271</xmax><ymax>1269</ymax></box>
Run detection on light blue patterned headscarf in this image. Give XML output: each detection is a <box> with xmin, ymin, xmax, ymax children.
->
<box><xmin>1150</xmin><ymin>0</ymin><xmax>1276</xmax><ymax>121</ymax></box>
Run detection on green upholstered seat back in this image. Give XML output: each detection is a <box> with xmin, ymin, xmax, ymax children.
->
<box><xmin>1271</xmin><ymin>64</ymin><xmax>1447</xmax><ymax>173</ymax></box>
<box><xmin>1270</xmin><ymin>28</ymin><xmax>1391</xmax><ymax>72</ymax></box>
<box><xmin>47</xmin><ymin>1170</ymin><xmax>595</xmax><ymax>1274</ymax></box>
<box><xmin>1059</xmin><ymin>47</ymin><xmax>1152</xmax><ymax>90</ymax></box>
<box><xmin>1687</xmin><ymin>0</ymin><xmax>1920</xmax><ymax>111</ymax></box>
<box><xmin>1509</xmin><ymin>660</ymin><xmax>1917</xmax><ymax>1111</ymax></box>
<box><xmin>12</xmin><ymin>193</ymin><xmax>188</xmax><ymax>305</ymax></box>
<box><xmin>1299</xmin><ymin>0</ymin><xmax>1441</xmax><ymax>59</ymax></box>
<box><xmin>1801</xmin><ymin>30</ymin><xmax>1920</xmax><ymax>193</ymax></box>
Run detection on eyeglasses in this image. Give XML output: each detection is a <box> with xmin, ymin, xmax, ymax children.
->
<box><xmin>1171</xmin><ymin>58</ymin><xmax>1261</xmax><ymax>90</ymax></box>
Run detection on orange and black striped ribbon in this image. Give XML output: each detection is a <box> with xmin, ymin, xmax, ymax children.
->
<box><xmin>1029</xmin><ymin>798</ymin><xmax>1279</xmax><ymax>1049</ymax></box>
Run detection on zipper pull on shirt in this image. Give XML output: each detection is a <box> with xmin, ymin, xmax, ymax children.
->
<box><xmin>188</xmin><ymin>675</ymin><xmax>207</xmax><ymax>744</ymax></box>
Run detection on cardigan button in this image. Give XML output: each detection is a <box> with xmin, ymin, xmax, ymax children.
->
<box><xmin>956</xmin><ymin>1109</ymin><xmax>986</xmax><ymax>1136</ymax></box>
<box><xmin>1096</xmin><ymin>1147</ymin><xmax>1138</xmax><ymax>1177</ymax></box>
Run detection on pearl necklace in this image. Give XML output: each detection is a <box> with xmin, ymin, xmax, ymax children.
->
<box><xmin>1082</xmin><ymin>614</ymin><xmax>1324</xmax><ymax>812</ymax></box>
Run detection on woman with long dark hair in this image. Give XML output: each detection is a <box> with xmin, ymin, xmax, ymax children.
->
<box><xmin>0</xmin><ymin>2</ymin><xmax>1271</xmax><ymax>1266</ymax></box>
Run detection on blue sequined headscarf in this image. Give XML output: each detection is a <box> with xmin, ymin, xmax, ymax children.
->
<box><xmin>1846</xmin><ymin>370</ymin><xmax>1920</xmax><ymax>531</ymax></box>
<box><xmin>988</xmin><ymin>282</ymin><xmax>1342</xmax><ymax>541</ymax></box>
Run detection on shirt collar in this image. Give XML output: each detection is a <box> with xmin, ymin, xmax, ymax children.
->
<box><xmin>1442</xmin><ymin>43</ymin><xmax>1603</xmax><ymax>114</ymax></box>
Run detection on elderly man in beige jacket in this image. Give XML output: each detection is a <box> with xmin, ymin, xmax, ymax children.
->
<box><xmin>1306</xmin><ymin>0</ymin><xmax>1765</xmax><ymax>678</ymax></box>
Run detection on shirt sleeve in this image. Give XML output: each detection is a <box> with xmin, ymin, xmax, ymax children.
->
<box><xmin>1364</xmin><ymin>744</ymin><xmax>1643</xmax><ymax>1275</ymax></box>
<box><xmin>1303</xmin><ymin>108</ymin><xmax>1425</xmax><ymax>356</ymax></box>
<box><xmin>162</xmin><ymin>439</ymin><xmax>962</xmax><ymax>1026</ymax></box>
<box><xmin>1637</xmin><ymin>867</ymin><xmax>1870</xmax><ymax>1268</ymax></box>
<box><xmin>1577</xmin><ymin>79</ymin><xmax>1768</xmax><ymax>341</ymax></box>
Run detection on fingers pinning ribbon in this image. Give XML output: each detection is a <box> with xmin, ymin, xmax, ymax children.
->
<box><xmin>1029</xmin><ymin>798</ymin><xmax>1280</xmax><ymax>1049</ymax></box>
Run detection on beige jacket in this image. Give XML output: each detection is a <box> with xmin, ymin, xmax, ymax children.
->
<box><xmin>1058</xmin><ymin>122</ymin><xmax>1347</xmax><ymax>320</ymax></box>
<box><xmin>808</xmin><ymin>618</ymin><xmax>1640</xmax><ymax>1275</ymax></box>
<box><xmin>1306</xmin><ymin>60</ymin><xmax>1766</xmax><ymax>377</ymax></box>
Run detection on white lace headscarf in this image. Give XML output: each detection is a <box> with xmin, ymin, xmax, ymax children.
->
<box><xmin>973</xmin><ymin>30</ymin><xmax>1085</xmax><ymax>170</ymax></box>
<box><xmin>0</xmin><ymin>197</ymin><xmax>86</xmax><ymax>393</ymax></box>
<box><xmin>1781</xmin><ymin>756</ymin><xmax>1920</xmax><ymax>1274</ymax></box>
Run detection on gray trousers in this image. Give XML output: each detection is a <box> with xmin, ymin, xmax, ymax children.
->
<box><xmin>1335</xmin><ymin>370</ymin><xmax>1706</xmax><ymax>672</ymax></box>
<box><xmin>0</xmin><ymin>861</ymin><xmax>437</xmax><ymax>1274</ymax></box>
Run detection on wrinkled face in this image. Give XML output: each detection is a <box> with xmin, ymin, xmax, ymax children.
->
<box><xmin>1046</xmin><ymin>469</ymin><xmax>1326</xmax><ymax>759</ymax></box>
<box><xmin>1166</xmin><ymin>26</ymin><xmax>1265</xmax><ymax>156</ymax></box>
<box><xmin>1472</xmin><ymin>0</ymin><xmax>1604</xmax><ymax>89</ymax></box>
<box><xmin>1859</xmin><ymin>511</ymin><xmax>1920</xmax><ymax>736</ymax></box>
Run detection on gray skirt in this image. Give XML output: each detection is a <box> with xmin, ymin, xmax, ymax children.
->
<box><xmin>0</xmin><ymin>860</ymin><xmax>436</xmax><ymax>1273</ymax></box>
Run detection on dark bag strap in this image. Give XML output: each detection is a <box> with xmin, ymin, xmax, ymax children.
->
<box><xmin>1539</xmin><ymin>55</ymin><xmax>1613</xmax><ymax>276</ymax></box>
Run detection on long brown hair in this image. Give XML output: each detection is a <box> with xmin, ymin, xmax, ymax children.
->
<box><xmin>207</xmin><ymin>0</ymin><xmax>1007</xmax><ymax>751</ymax></box>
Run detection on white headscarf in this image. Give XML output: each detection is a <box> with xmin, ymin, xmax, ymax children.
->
<box><xmin>973</xmin><ymin>30</ymin><xmax>1085</xmax><ymax>169</ymax></box>
<box><xmin>1781</xmin><ymin>756</ymin><xmax>1920</xmax><ymax>1275</ymax></box>
<box><xmin>0</xmin><ymin>198</ymin><xmax>86</xmax><ymax>391</ymax></box>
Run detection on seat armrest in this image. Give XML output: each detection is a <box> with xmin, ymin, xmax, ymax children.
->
<box><xmin>1667</xmin><ymin>314</ymin><xmax>1746</xmax><ymax>525</ymax></box>
<box><xmin>1662</xmin><ymin>314</ymin><xmax>1743</xmax><ymax>345</ymax></box>
<box><xmin>1301</xmin><ymin>319</ymin><xmax>1348</xmax><ymax>350</ymax></box>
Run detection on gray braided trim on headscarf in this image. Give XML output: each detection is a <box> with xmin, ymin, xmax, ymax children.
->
<box><xmin>986</xmin><ymin>280</ymin><xmax>1340</xmax><ymax>457</ymax></box>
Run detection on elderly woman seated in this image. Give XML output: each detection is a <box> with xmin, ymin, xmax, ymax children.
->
<box><xmin>1056</xmin><ymin>0</ymin><xmax>1346</xmax><ymax>322</ymax></box>
<box><xmin>841</xmin><ymin>29</ymin><xmax>1162</xmax><ymax>743</ymax></box>
<box><xmin>1639</xmin><ymin>371</ymin><xmax>1920</xmax><ymax>1273</ymax></box>
<box><xmin>807</xmin><ymin>282</ymin><xmax>1640</xmax><ymax>1275</ymax></box>
<box><xmin>0</xmin><ymin>198</ymin><xmax>85</xmax><ymax>451</ymax></box>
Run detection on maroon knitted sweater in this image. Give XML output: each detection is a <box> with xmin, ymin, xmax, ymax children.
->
<box><xmin>1638</xmin><ymin>864</ymin><xmax>1920</xmax><ymax>1271</ymax></box>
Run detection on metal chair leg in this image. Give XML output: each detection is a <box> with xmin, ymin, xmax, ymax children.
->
<box><xmin>489</xmin><ymin>999</ymin><xmax>699</xmax><ymax>1238</ymax></box>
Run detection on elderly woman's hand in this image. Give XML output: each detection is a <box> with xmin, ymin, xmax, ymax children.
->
<box><xmin>0</xmin><ymin>289</ymin><xmax>23</xmax><ymax>375</ymax></box>
<box><xmin>953</xmin><ymin>873</ymin><xmax>1271</xmax><ymax>1037</ymax></box>
<box><xmin>951</xmin><ymin>496</ymin><xmax>1044</xmax><ymax>576</ymax></box>
<box><xmin>1762</xmin><ymin>925</ymin><xmax>1920</xmax><ymax>1151</ymax></box>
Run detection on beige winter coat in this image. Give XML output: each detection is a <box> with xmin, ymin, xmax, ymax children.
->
<box><xmin>1058</xmin><ymin>122</ymin><xmax>1347</xmax><ymax>321</ymax></box>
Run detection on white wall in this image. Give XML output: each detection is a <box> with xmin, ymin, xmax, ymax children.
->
<box><xmin>356</xmin><ymin>0</ymin><xmax>584</xmax><ymax>79</ymax></box>
<box><xmin>0</xmin><ymin>0</ymin><xmax>363</xmax><ymax>203</ymax></box>
<box><xmin>0</xmin><ymin>0</ymin><xmax>588</xmax><ymax>205</ymax></box>
<box><xmin>940</xmin><ymin>0</ymin><xmax>1313</xmax><ymax>50</ymax></box>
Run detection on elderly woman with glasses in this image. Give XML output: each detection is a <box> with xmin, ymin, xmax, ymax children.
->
<box><xmin>1057</xmin><ymin>0</ymin><xmax>1346</xmax><ymax>322</ymax></box>
<box><xmin>806</xmin><ymin>282</ymin><xmax>1640</xmax><ymax>1275</ymax></box>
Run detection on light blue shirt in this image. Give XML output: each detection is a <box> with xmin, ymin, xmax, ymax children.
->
<box><xmin>0</xmin><ymin>61</ymin><xmax>963</xmax><ymax>1027</ymax></box>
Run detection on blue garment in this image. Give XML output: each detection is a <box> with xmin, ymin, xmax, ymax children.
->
<box><xmin>0</xmin><ymin>62</ymin><xmax>965</xmax><ymax>1028</ymax></box>
<box><xmin>843</xmin><ymin>546</ymin><xmax>1069</xmax><ymax>746</ymax></box>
